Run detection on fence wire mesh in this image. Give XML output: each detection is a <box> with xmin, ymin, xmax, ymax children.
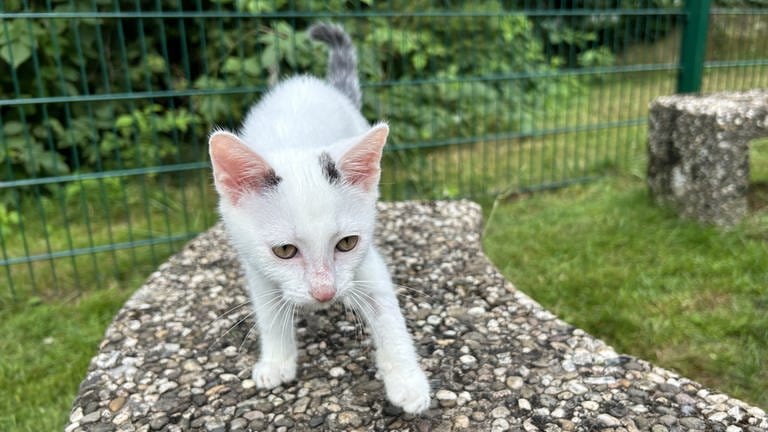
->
<box><xmin>1</xmin><ymin>1</ymin><xmax>766</xmax><ymax>301</ymax></box>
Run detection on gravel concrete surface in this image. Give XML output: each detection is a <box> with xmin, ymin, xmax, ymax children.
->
<box><xmin>67</xmin><ymin>200</ymin><xmax>767</xmax><ymax>431</ymax></box>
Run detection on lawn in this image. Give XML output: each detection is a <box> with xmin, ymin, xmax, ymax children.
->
<box><xmin>0</xmin><ymin>289</ymin><xmax>133</xmax><ymax>431</ymax></box>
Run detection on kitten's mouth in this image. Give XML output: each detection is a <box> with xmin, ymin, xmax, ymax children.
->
<box><xmin>287</xmin><ymin>291</ymin><xmax>341</xmax><ymax>309</ymax></box>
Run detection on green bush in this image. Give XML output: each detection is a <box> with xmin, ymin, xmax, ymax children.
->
<box><xmin>0</xmin><ymin>0</ymin><xmax>667</xmax><ymax>193</ymax></box>
<box><xmin>515</xmin><ymin>0</ymin><xmax>681</xmax><ymax>68</ymax></box>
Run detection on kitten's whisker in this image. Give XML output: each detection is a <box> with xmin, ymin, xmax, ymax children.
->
<box><xmin>347</xmin><ymin>284</ymin><xmax>385</xmax><ymax>308</ymax></box>
<box><xmin>238</xmin><ymin>297</ymin><xmax>289</xmax><ymax>353</ymax></box>
<box><xmin>390</xmin><ymin>284</ymin><xmax>429</xmax><ymax>298</ymax></box>
<box><xmin>260</xmin><ymin>293</ymin><xmax>287</xmax><ymax>318</ymax></box>
<box><xmin>277</xmin><ymin>301</ymin><xmax>290</xmax><ymax>355</ymax></box>
<box><xmin>204</xmin><ymin>301</ymin><xmax>251</xmax><ymax>329</ymax></box>
<box><xmin>248</xmin><ymin>292</ymin><xmax>281</xmax><ymax>302</ymax></box>
<box><xmin>238</xmin><ymin>322</ymin><xmax>259</xmax><ymax>353</ymax></box>
<box><xmin>284</xmin><ymin>302</ymin><xmax>297</xmax><ymax>355</ymax></box>
<box><xmin>252</xmin><ymin>288</ymin><xmax>283</xmax><ymax>302</ymax></box>
<box><xmin>343</xmin><ymin>296</ymin><xmax>365</xmax><ymax>342</ymax></box>
<box><xmin>353</xmin><ymin>281</ymin><xmax>428</xmax><ymax>307</ymax></box>
<box><xmin>391</xmin><ymin>292</ymin><xmax>420</xmax><ymax>303</ymax></box>
<box><xmin>394</xmin><ymin>284</ymin><xmax>428</xmax><ymax>297</ymax></box>
<box><xmin>346</xmin><ymin>290</ymin><xmax>381</xmax><ymax>340</ymax></box>
<box><xmin>353</xmin><ymin>303</ymin><xmax>369</xmax><ymax>342</ymax></box>
<box><xmin>246</xmin><ymin>290</ymin><xmax>284</xmax><ymax>312</ymax></box>
<box><xmin>265</xmin><ymin>298</ymin><xmax>289</xmax><ymax>332</ymax></box>
<box><xmin>341</xmin><ymin>301</ymin><xmax>354</xmax><ymax>335</ymax></box>
<box><xmin>343</xmin><ymin>298</ymin><xmax>367</xmax><ymax>343</ymax></box>
<box><xmin>350</xmin><ymin>280</ymin><xmax>427</xmax><ymax>297</ymax></box>
<box><xmin>206</xmin><ymin>311</ymin><xmax>254</xmax><ymax>353</ymax></box>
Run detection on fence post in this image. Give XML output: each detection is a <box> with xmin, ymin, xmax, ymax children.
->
<box><xmin>677</xmin><ymin>0</ymin><xmax>712</xmax><ymax>93</ymax></box>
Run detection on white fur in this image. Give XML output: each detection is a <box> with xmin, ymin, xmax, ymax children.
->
<box><xmin>211</xmin><ymin>75</ymin><xmax>430</xmax><ymax>413</ymax></box>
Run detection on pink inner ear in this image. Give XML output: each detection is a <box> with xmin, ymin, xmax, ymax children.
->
<box><xmin>338</xmin><ymin>123</ymin><xmax>389</xmax><ymax>191</ymax></box>
<box><xmin>209</xmin><ymin>131</ymin><xmax>274</xmax><ymax>204</ymax></box>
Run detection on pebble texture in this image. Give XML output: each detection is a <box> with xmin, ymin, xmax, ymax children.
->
<box><xmin>67</xmin><ymin>201</ymin><xmax>767</xmax><ymax>431</ymax></box>
<box><xmin>648</xmin><ymin>89</ymin><xmax>768</xmax><ymax>226</ymax></box>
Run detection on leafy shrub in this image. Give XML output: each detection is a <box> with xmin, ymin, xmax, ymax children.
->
<box><xmin>0</xmin><ymin>0</ymin><xmax>679</xmax><ymax>195</ymax></box>
<box><xmin>514</xmin><ymin>0</ymin><xmax>683</xmax><ymax>68</ymax></box>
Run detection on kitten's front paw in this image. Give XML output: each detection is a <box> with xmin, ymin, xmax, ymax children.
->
<box><xmin>383</xmin><ymin>367</ymin><xmax>431</xmax><ymax>414</ymax></box>
<box><xmin>252</xmin><ymin>359</ymin><xmax>296</xmax><ymax>389</ymax></box>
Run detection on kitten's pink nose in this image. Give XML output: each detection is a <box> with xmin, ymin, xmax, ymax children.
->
<box><xmin>310</xmin><ymin>285</ymin><xmax>336</xmax><ymax>302</ymax></box>
<box><xmin>309</xmin><ymin>266</ymin><xmax>335</xmax><ymax>302</ymax></box>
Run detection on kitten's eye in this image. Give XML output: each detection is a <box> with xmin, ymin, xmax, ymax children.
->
<box><xmin>335</xmin><ymin>235</ymin><xmax>359</xmax><ymax>252</ymax></box>
<box><xmin>272</xmin><ymin>244</ymin><xmax>298</xmax><ymax>259</ymax></box>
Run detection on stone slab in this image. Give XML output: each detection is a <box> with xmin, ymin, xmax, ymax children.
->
<box><xmin>648</xmin><ymin>89</ymin><xmax>768</xmax><ymax>226</ymax></box>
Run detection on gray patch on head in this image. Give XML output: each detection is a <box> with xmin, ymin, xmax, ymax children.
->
<box><xmin>319</xmin><ymin>152</ymin><xmax>341</xmax><ymax>184</ymax></box>
<box><xmin>263</xmin><ymin>169</ymin><xmax>282</xmax><ymax>188</ymax></box>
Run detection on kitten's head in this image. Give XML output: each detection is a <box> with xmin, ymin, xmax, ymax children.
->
<box><xmin>209</xmin><ymin>124</ymin><xmax>388</xmax><ymax>307</ymax></box>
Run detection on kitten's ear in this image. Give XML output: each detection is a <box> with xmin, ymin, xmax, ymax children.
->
<box><xmin>209</xmin><ymin>131</ymin><xmax>279</xmax><ymax>204</ymax></box>
<box><xmin>337</xmin><ymin>123</ymin><xmax>388</xmax><ymax>191</ymax></box>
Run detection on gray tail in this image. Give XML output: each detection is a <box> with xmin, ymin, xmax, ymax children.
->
<box><xmin>308</xmin><ymin>22</ymin><xmax>361</xmax><ymax>109</ymax></box>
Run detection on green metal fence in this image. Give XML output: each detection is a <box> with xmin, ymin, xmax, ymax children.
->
<box><xmin>1</xmin><ymin>1</ymin><xmax>766</xmax><ymax>302</ymax></box>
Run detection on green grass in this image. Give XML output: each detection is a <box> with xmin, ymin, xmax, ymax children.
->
<box><xmin>0</xmin><ymin>175</ymin><xmax>218</xmax><ymax>431</ymax></box>
<box><xmin>482</xmin><ymin>176</ymin><xmax>768</xmax><ymax>408</ymax></box>
<box><xmin>0</xmin><ymin>289</ymin><xmax>133</xmax><ymax>431</ymax></box>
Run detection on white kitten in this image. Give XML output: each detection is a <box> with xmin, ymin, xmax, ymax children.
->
<box><xmin>208</xmin><ymin>23</ymin><xmax>430</xmax><ymax>414</ymax></box>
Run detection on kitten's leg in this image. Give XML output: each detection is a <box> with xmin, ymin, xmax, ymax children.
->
<box><xmin>245</xmin><ymin>271</ymin><xmax>298</xmax><ymax>388</ymax></box>
<box><xmin>352</xmin><ymin>249</ymin><xmax>431</xmax><ymax>414</ymax></box>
